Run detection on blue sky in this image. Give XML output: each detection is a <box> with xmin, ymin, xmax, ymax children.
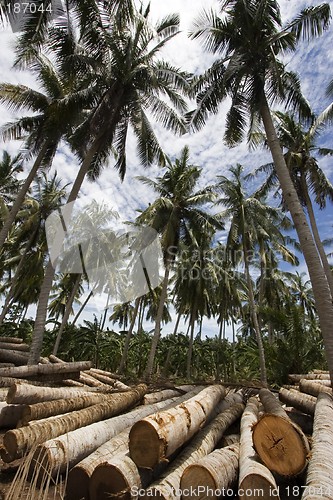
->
<box><xmin>0</xmin><ymin>0</ymin><xmax>332</xmax><ymax>339</ymax></box>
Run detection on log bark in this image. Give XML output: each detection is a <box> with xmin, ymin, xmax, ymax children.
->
<box><xmin>129</xmin><ymin>385</ymin><xmax>226</xmax><ymax>468</ymax></box>
<box><xmin>279</xmin><ymin>388</ymin><xmax>316</xmax><ymax>416</ymax></box>
<box><xmin>301</xmin><ymin>393</ymin><xmax>333</xmax><ymax>500</ymax></box>
<box><xmin>48</xmin><ymin>354</ymin><xmax>65</xmax><ymax>363</ymax></box>
<box><xmin>67</xmin><ymin>389</ymin><xmax>206</xmax><ymax>500</ymax></box>
<box><xmin>300</xmin><ymin>379</ymin><xmax>333</xmax><ymax>397</ymax></box>
<box><xmin>221</xmin><ymin>434</ymin><xmax>240</xmax><ymax>446</ymax></box>
<box><xmin>311</xmin><ymin>369</ymin><xmax>329</xmax><ymax>374</ymax></box>
<box><xmin>239</xmin><ymin>397</ymin><xmax>279</xmax><ymax>499</ymax></box>
<box><xmin>79</xmin><ymin>372</ymin><xmax>106</xmax><ymax>387</ymax></box>
<box><xmin>180</xmin><ymin>444</ymin><xmax>240</xmax><ymax>500</ymax></box>
<box><xmin>84</xmin><ymin>370</ymin><xmax>115</xmax><ymax>386</ymax></box>
<box><xmin>252</xmin><ymin>389</ymin><xmax>310</xmax><ymax>476</ymax></box>
<box><xmin>289</xmin><ymin>373</ymin><xmax>331</xmax><ymax>383</ymax></box>
<box><xmin>0</xmin><ymin>343</ymin><xmax>30</xmax><ymax>352</ymax></box>
<box><xmin>0</xmin><ymin>349</ymin><xmax>28</xmax><ymax>365</ymax></box>
<box><xmin>20</xmin><ymin>393</ymin><xmax>123</xmax><ymax>424</ymax></box>
<box><xmin>285</xmin><ymin>410</ymin><xmax>313</xmax><ymax>435</ymax></box>
<box><xmin>142</xmin><ymin>402</ymin><xmax>244</xmax><ymax>499</ymax></box>
<box><xmin>7</xmin><ymin>383</ymin><xmax>92</xmax><ymax>404</ymax></box>
<box><xmin>143</xmin><ymin>389</ymin><xmax>187</xmax><ymax>405</ymax></box>
<box><xmin>3</xmin><ymin>384</ymin><xmax>147</xmax><ymax>460</ymax></box>
<box><xmin>0</xmin><ymin>402</ymin><xmax>26</xmax><ymax>428</ymax></box>
<box><xmin>0</xmin><ymin>360</ymin><xmax>92</xmax><ymax>378</ymax></box>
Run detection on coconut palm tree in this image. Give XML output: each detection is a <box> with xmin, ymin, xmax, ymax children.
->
<box><xmin>29</xmin><ymin>5</ymin><xmax>191</xmax><ymax>363</ymax></box>
<box><xmin>136</xmin><ymin>145</ymin><xmax>223</xmax><ymax>378</ymax></box>
<box><xmin>0</xmin><ymin>151</ymin><xmax>24</xmax><ymax>205</ymax></box>
<box><xmin>189</xmin><ymin>0</ymin><xmax>333</xmax><ymax>381</ymax></box>
<box><xmin>215</xmin><ymin>164</ymin><xmax>298</xmax><ymax>384</ymax></box>
<box><xmin>251</xmin><ymin>111</ymin><xmax>333</xmax><ymax>295</ymax></box>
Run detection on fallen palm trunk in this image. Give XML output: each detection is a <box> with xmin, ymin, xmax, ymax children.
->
<box><xmin>180</xmin><ymin>443</ymin><xmax>240</xmax><ymax>500</ymax></box>
<box><xmin>279</xmin><ymin>388</ymin><xmax>316</xmax><ymax>416</ymax></box>
<box><xmin>0</xmin><ymin>402</ymin><xmax>26</xmax><ymax>428</ymax></box>
<box><xmin>0</xmin><ymin>360</ymin><xmax>92</xmax><ymax>379</ymax></box>
<box><xmin>301</xmin><ymin>393</ymin><xmax>333</xmax><ymax>500</ymax></box>
<box><xmin>3</xmin><ymin>384</ymin><xmax>147</xmax><ymax>460</ymax></box>
<box><xmin>300</xmin><ymin>379</ymin><xmax>333</xmax><ymax>397</ymax></box>
<box><xmin>143</xmin><ymin>389</ymin><xmax>185</xmax><ymax>405</ymax></box>
<box><xmin>90</xmin><ymin>368</ymin><xmax>124</xmax><ymax>379</ymax></box>
<box><xmin>63</xmin><ymin>379</ymin><xmax>86</xmax><ymax>387</ymax></box>
<box><xmin>252</xmin><ymin>388</ymin><xmax>309</xmax><ymax>476</ymax></box>
<box><xmin>140</xmin><ymin>401</ymin><xmax>245</xmax><ymax>500</ymax></box>
<box><xmin>20</xmin><ymin>392</ymin><xmax>122</xmax><ymax>424</ymax></box>
<box><xmin>114</xmin><ymin>380</ymin><xmax>130</xmax><ymax>390</ymax></box>
<box><xmin>84</xmin><ymin>370</ymin><xmax>115</xmax><ymax>386</ymax></box>
<box><xmin>129</xmin><ymin>385</ymin><xmax>226</xmax><ymax>468</ymax></box>
<box><xmin>80</xmin><ymin>372</ymin><xmax>106</xmax><ymax>387</ymax></box>
<box><xmin>289</xmin><ymin>373</ymin><xmax>331</xmax><ymax>383</ymax></box>
<box><xmin>7</xmin><ymin>383</ymin><xmax>92</xmax><ymax>404</ymax></box>
<box><xmin>38</xmin><ymin>357</ymin><xmax>51</xmax><ymax>364</ymax></box>
<box><xmin>0</xmin><ymin>349</ymin><xmax>28</xmax><ymax>366</ymax></box>
<box><xmin>239</xmin><ymin>397</ymin><xmax>279</xmax><ymax>499</ymax></box>
<box><xmin>48</xmin><ymin>354</ymin><xmax>65</xmax><ymax>363</ymax></box>
<box><xmin>0</xmin><ymin>337</ymin><xmax>23</xmax><ymax>344</ymax></box>
<box><xmin>0</xmin><ymin>378</ymin><xmax>50</xmax><ymax>388</ymax></box>
<box><xmin>92</xmin><ymin>395</ymin><xmax>244</xmax><ymax>500</ymax></box>
<box><xmin>0</xmin><ymin>343</ymin><xmax>30</xmax><ymax>352</ymax></box>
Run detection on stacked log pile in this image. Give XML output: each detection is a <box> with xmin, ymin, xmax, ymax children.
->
<box><xmin>0</xmin><ymin>371</ymin><xmax>332</xmax><ymax>499</ymax></box>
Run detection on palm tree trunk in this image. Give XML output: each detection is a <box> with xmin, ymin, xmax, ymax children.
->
<box><xmin>186</xmin><ymin>309</ymin><xmax>196</xmax><ymax>380</ymax></box>
<box><xmin>303</xmin><ymin>185</ymin><xmax>333</xmax><ymax>297</ymax></box>
<box><xmin>28</xmin><ymin>142</ymin><xmax>100</xmax><ymax>364</ymax></box>
<box><xmin>243</xmin><ymin>241</ymin><xmax>267</xmax><ymax>386</ymax></box>
<box><xmin>260</xmin><ymin>95</ymin><xmax>333</xmax><ymax>384</ymax></box>
<box><xmin>144</xmin><ymin>264</ymin><xmax>170</xmax><ymax>379</ymax></box>
<box><xmin>52</xmin><ymin>274</ymin><xmax>82</xmax><ymax>356</ymax></box>
<box><xmin>118</xmin><ymin>297</ymin><xmax>141</xmax><ymax>374</ymax></box>
<box><xmin>172</xmin><ymin>310</ymin><xmax>182</xmax><ymax>336</ymax></box>
<box><xmin>0</xmin><ymin>143</ymin><xmax>50</xmax><ymax>250</ymax></box>
<box><xmin>72</xmin><ymin>288</ymin><xmax>93</xmax><ymax>326</ymax></box>
<box><xmin>0</xmin><ymin>227</ymin><xmax>39</xmax><ymax>326</ymax></box>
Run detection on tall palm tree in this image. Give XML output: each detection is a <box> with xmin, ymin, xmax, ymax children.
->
<box><xmin>29</xmin><ymin>5</ymin><xmax>191</xmax><ymax>363</ymax></box>
<box><xmin>136</xmin><ymin>145</ymin><xmax>223</xmax><ymax>378</ymax></box>
<box><xmin>216</xmin><ymin>164</ymin><xmax>297</xmax><ymax>384</ymax></box>
<box><xmin>252</xmin><ymin>111</ymin><xmax>333</xmax><ymax>295</ymax></box>
<box><xmin>189</xmin><ymin>0</ymin><xmax>333</xmax><ymax>381</ymax></box>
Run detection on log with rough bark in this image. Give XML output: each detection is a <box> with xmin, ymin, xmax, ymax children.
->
<box><xmin>312</xmin><ymin>369</ymin><xmax>329</xmax><ymax>374</ymax></box>
<box><xmin>239</xmin><ymin>397</ymin><xmax>280</xmax><ymax>499</ymax></box>
<box><xmin>289</xmin><ymin>373</ymin><xmax>331</xmax><ymax>383</ymax></box>
<box><xmin>67</xmin><ymin>388</ymin><xmax>206</xmax><ymax>500</ymax></box>
<box><xmin>301</xmin><ymin>393</ymin><xmax>333</xmax><ymax>500</ymax></box>
<box><xmin>138</xmin><ymin>402</ymin><xmax>245</xmax><ymax>500</ymax></box>
<box><xmin>279</xmin><ymin>388</ymin><xmax>316</xmax><ymax>416</ymax></box>
<box><xmin>79</xmin><ymin>372</ymin><xmax>106</xmax><ymax>387</ymax></box>
<box><xmin>84</xmin><ymin>370</ymin><xmax>115</xmax><ymax>386</ymax></box>
<box><xmin>180</xmin><ymin>443</ymin><xmax>240</xmax><ymax>500</ymax></box>
<box><xmin>252</xmin><ymin>388</ymin><xmax>310</xmax><ymax>476</ymax></box>
<box><xmin>0</xmin><ymin>342</ymin><xmax>30</xmax><ymax>352</ymax></box>
<box><xmin>63</xmin><ymin>379</ymin><xmax>86</xmax><ymax>387</ymax></box>
<box><xmin>143</xmin><ymin>389</ymin><xmax>185</xmax><ymax>405</ymax></box>
<box><xmin>0</xmin><ymin>349</ymin><xmax>28</xmax><ymax>366</ymax></box>
<box><xmin>6</xmin><ymin>383</ymin><xmax>92</xmax><ymax>404</ymax></box>
<box><xmin>114</xmin><ymin>380</ymin><xmax>130</xmax><ymax>390</ymax></box>
<box><xmin>0</xmin><ymin>360</ymin><xmax>92</xmax><ymax>379</ymax></box>
<box><xmin>129</xmin><ymin>385</ymin><xmax>226</xmax><ymax>468</ymax></box>
<box><xmin>300</xmin><ymin>379</ymin><xmax>333</xmax><ymax>397</ymax></box>
<box><xmin>48</xmin><ymin>354</ymin><xmax>65</xmax><ymax>363</ymax></box>
<box><xmin>3</xmin><ymin>384</ymin><xmax>147</xmax><ymax>460</ymax></box>
<box><xmin>0</xmin><ymin>337</ymin><xmax>23</xmax><ymax>344</ymax></box>
<box><xmin>0</xmin><ymin>402</ymin><xmax>26</xmax><ymax>428</ymax></box>
<box><xmin>20</xmin><ymin>392</ymin><xmax>123</xmax><ymax>424</ymax></box>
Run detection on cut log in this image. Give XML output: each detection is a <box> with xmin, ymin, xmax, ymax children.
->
<box><xmin>0</xmin><ymin>337</ymin><xmax>23</xmax><ymax>344</ymax></box>
<box><xmin>80</xmin><ymin>372</ymin><xmax>106</xmax><ymax>387</ymax></box>
<box><xmin>301</xmin><ymin>393</ymin><xmax>333</xmax><ymax>500</ymax></box>
<box><xmin>84</xmin><ymin>370</ymin><xmax>115</xmax><ymax>386</ymax></box>
<box><xmin>38</xmin><ymin>357</ymin><xmax>51</xmax><ymax>364</ymax></box>
<box><xmin>180</xmin><ymin>443</ymin><xmax>240</xmax><ymax>500</ymax></box>
<box><xmin>63</xmin><ymin>379</ymin><xmax>86</xmax><ymax>387</ymax></box>
<box><xmin>239</xmin><ymin>397</ymin><xmax>279</xmax><ymax>499</ymax></box>
<box><xmin>129</xmin><ymin>385</ymin><xmax>226</xmax><ymax>468</ymax></box>
<box><xmin>311</xmin><ymin>369</ymin><xmax>329</xmax><ymax>374</ymax></box>
<box><xmin>3</xmin><ymin>384</ymin><xmax>147</xmax><ymax>460</ymax></box>
<box><xmin>141</xmin><ymin>401</ymin><xmax>245</xmax><ymax>500</ymax></box>
<box><xmin>289</xmin><ymin>373</ymin><xmax>331</xmax><ymax>383</ymax></box>
<box><xmin>0</xmin><ymin>377</ymin><xmax>51</xmax><ymax>388</ymax></box>
<box><xmin>90</xmin><ymin>367</ymin><xmax>124</xmax><ymax>379</ymax></box>
<box><xmin>48</xmin><ymin>354</ymin><xmax>65</xmax><ymax>363</ymax></box>
<box><xmin>300</xmin><ymin>379</ymin><xmax>333</xmax><ymax>397</ymax></box>
<box><xmin>0</xmin><ymin>402</ymin><xmax>26</xmax><ymax>428</ymax></box>
<box><xmin>113</xmin><ymin>380</ymin><xmax>130</xmax><ymax>390</ymax></box>
<box><xmin>7</xmin><ymin>383</ymin><xmax>92</xmax><ymax>404</ymax></box>
<box><xmin>252</xmin><ymin>389</ymin><xmax>310</xmax><ymax>476</ymax></box>
<box><xmin>20</xmin><ymin>392</ymin><xmax>124</xmax><ymax>424</ymax></box>
<box><xmin>143</xmin><ymin>389</ymin><xmax>185</xmax><ymax>405</ymax></box>
<box><xmin>0</xmin><ymin>349</ymin><xmax>28</xmax><ymax>366</ymax></box>
<box><xmin>0</xmin><ymin>360</ymin><xmax>92</xmax><ymax>379</ymax></box>
<box><xmin>279</xmin><ymin>388</ymin><xmax>316</xmax><ymax>416</ymax></box>
<box><xmin>67</xmin><ymin>388</ymin><xmax>206</xmax><ymax>500</ymax></box>
<box><xmin>0</xmin><ymin>342</ymin><xmax>30</xmax><ymax>352</ymax></box>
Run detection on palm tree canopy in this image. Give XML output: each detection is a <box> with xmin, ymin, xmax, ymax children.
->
<box><xmin>189</xmin><ymin>0</ymin><xmax>330</xmax><ymax>144</ymax></box>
